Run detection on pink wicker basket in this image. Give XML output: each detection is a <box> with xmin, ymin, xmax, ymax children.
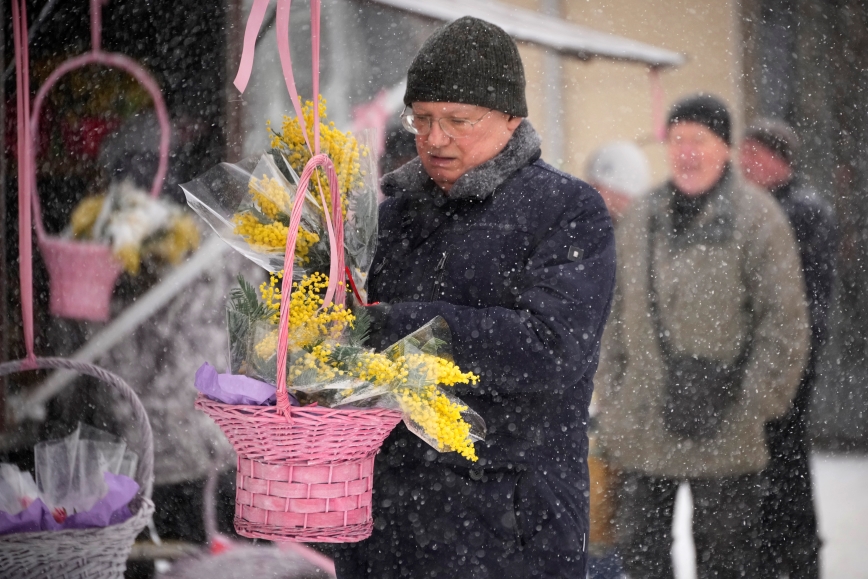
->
<box><xmin>196</xmin><ymin>397</ymin><xmax>401</xmax><ymax>542</ymax></box>
<box><xmin>38</xmin><ymin>237</ymin><xmax>123</xmax><ymax>321</ymax></box>
<box><xmin>195</xmin><ymin>0</ymin><xmax>404</xmax><ymax>543</ymax></box>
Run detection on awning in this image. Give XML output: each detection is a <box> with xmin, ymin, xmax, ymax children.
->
<box><xmin>370</xmin><ymin>0</ymin><xmax>685</xmax><ymax>68</ymax></box>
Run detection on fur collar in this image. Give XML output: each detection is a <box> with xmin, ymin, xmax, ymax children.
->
<box><xmin>381</xmin><ymin>120</ymin><xmax>542</xmax><ymax>200</ymax></box>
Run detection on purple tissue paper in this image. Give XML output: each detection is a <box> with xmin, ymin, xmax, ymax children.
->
<box><xmin>0</xmin><ymin>472</ymin><xmax>139</xmax><ymax>535</ymax></box>
<box><xmin>195</xmin><ymin>362</ymin><xmax>293</xmax><ymax>406</ymax></box>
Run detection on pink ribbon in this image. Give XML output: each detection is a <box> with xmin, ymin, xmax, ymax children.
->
<box><xmin>274</xmin><ymin>154</ymin><xmax>344</xmax><ymax>419</ymax></box>
<box><xmin>13</xmin><ymin>0</ymin><xmax>35</xmax><ymax>366</ymax></box>
<box><xmin>233</xmin><ymin>0</ymin><xmax>349</xmax><ymax>418</ymax></box>
<box><xmin>649</xmin><ymin>66</ymin><xmax>667</xmax><ymax>143</ymax></box>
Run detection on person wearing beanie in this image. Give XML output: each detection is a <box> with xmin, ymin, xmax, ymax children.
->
<box><xmin>334</xmin><ymin>16</ymin><xmax>616</xmax><ymax>579</ymax></box>
<box><xmin>585</xmin><ymin>141</ymin><xmax>651</xmax><ymax>224</ymax></box>
<box><xmin>741</xmin><ymin>118</ymin><xmax>838</xmax><ymax>579</ymax></box>
<box><xmin>595</xmin><ymin>95</ymin><xmax>810</xmax><ymax>578</ymax></box>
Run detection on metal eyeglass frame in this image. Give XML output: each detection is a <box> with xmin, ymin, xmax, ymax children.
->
<box><xmin>400</xmin><ymin>106</ymin><xmax>494</xmax><ymax>139</ymax></box>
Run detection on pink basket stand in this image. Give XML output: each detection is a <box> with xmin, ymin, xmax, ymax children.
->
<box><xmin>39</xmin><ymin>236</ymin><xmax>123</xmax><ymax>321</ymax></box>
<box><xmin>196</xmin><ymin>397</ymin><xmax>402</xmax><ymax>542</ymax></box>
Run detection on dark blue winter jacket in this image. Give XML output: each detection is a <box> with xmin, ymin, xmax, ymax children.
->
<box><xmin>767</xmin><ymin>178</ymin><xmax>838</xmax><ymax>431</ymax></box>
<box><xmin>335</xmin><ymin>121</ymin><xmax>616</xmax><ymax>578</ymax></box>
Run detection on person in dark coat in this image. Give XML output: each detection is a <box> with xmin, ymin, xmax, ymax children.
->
<box><xmin>740</xmin><ymin>118</ymin><xmax>839</xmax><ymax>579</ymax></box>
<box><xmin>333</xmin><ymin>16</ymin><xmax>616</xmax><ymax>579</ymax></box>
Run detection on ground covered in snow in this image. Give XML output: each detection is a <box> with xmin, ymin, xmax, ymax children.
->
<box><xmin>672</xmin><ymin>452</ymin><xmax>868</xmax><ymax>579</ymax></box>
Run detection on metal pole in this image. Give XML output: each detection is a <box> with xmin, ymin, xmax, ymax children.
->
<box><xmin>541</xmin><ymin>0</ymin><xmax>564</xmax><ymax>167</ymax></box>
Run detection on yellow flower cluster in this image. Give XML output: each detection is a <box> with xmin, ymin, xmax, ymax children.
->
<box><xmin>233</xmin><ymin>174</ymin><xmax>320</xmax><ymax>264</ymax></box>
<box><xmin>352</xmin><ymin>352</ymin><xmax>409</xmax><ymax>386</ymax></box>
<box><xmin>67</xmin><ymin>195</ymin><xmax>200</xmax><ymax>275</ymax></box>
<box><xmin>146</xmin><ymin>214</ymin><xmax>200</xmax><ymax>266</ymax></box>
<box><xmin>254</xmin><ymin>272</ymin><xmax>353</xmax><ymax>355</ymax></box>
<box><xmin>289</xmin><ymin>343</ymin><xmax>341</xmax><ymax>383</ymax></box>
<box><xmin>70</xmin><ymin>195</ymin><xmax>106</xmax><ymax>238</ymax></box>
<box><xmin>249</xmin><ymin>174</ymin><xmax>291</xmax><ymax>219</ymax></box>
<box><xmin>254</xmin><ymin>330</ymin><xmax>278</xmax><ymax>360</ymax></box>
<box><xmin>396</xmin><ymin>384</ymin><xmax>478</xmax><ymax>462</ymax></box>
<box><xmin>269</xmin><ymin>96</ymin><xmax>368</xmax><ymax>216</ymax></box>
<box><xmin>246</xmin><ymin>270</ymin><xmax>480</xmax><ymax>461</ymax></box>
<box><xmin>405</xmin><ymin>354</ymin><xmax>480</xmax><ymax>387</ymax></box>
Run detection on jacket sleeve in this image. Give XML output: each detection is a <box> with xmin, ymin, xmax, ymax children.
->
<box><xmin>593</xmin><ymin>270</ymin><xmax>626</xmax><ymax>415</ymax></box>
<box><xmin>374</xmin><ymin>188</ymin><xmax>617</xmax><ymax>394</ymax></box>
<box><xmin>801</xmin><ymin>201</ymin><xmax>839</xmax><ymax>347</ymax></box>
<box><xmin>741</xmin><ymin>199</ymin><xmax>811</xmax><ymax>421</ymax></box>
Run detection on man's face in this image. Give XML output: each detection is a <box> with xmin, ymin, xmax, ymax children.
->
<box><xmin>667</xmin><ymin>122</ymin><xmax>731</xmax><ymax>196</ymax></box>
<box><xmin>739</xmin><ymin>138</ymin><xmax>793</xmax><ymax>190</ymax></box>
<box><xmin>412</xmin><ymin>102</ymin><xmax>522</xmax><ymax>192</ymax></box>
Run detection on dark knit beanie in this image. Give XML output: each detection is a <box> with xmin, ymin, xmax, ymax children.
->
<box><xmin>667</xmin><ymin>94</ymin><xmax>731</xmax><ymax>145</ymax></box>
<box><xmin>744</xmin><ymin>117</ymin><xmax>799</xmax><ymax>164</ymax></box>
<box><xmin>404</xmin><ymin>16</ymin><xmax>528</xmax><ymax>117</ymax></box>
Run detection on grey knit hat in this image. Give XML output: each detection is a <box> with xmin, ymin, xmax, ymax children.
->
<box><xmin>404</xmin><ymin>16</ymin><xmax>528</xmax><ymax>117</ymax></box>
<box><xmin>668</xmin><ymin>93</ymin><xmax>731</xmax><ymax>145</ymax></box>
<box><xmin>744</xmin><ymin>117</ymin><xmax>800</xmax><ymax>164</ymax></box>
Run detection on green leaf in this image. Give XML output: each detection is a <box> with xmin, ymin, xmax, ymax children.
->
<box><xmin>420</xmin><ymin>337</ymin><xmax>447</xmax><ymax>356</ymax></box>
<box><xmin>229</xmin><ymin>274</ymin><xmax>271</xmax><ymax>321</ymax></box>
<box><xmin>348</xmin><ymin>306</ymin><xmax>373</xmax><ymax>347</ymax></box>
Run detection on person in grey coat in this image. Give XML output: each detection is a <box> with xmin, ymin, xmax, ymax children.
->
<box><xmin>597</xmin><ymin>95</ymin><xmax>810</xmax><ymax>578</ymax></box>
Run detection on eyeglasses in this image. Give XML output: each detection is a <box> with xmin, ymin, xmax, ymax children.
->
<box><xmin>400</xmin><ymin>107</ymin><xmax>494</xmax><ymax>139</ymax></box>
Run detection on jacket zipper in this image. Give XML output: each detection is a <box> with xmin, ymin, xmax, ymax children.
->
<box><xmin>430</xmin><ymin>252</ymin><xmax>448</xmax><ymax>301</ymax></box>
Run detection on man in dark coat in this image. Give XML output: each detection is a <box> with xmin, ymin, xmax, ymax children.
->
<box><xmin>333</xmin><ymin>16</ymin><xmax>616</xmax><ymax>579</ymax></box>
<box><xmin>741</xmin><ymin>118</ymin><xmax>839</xmax><ymax>579</ymax></box>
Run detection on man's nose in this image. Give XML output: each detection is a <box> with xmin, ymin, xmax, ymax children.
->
<box><xmin>426</xmin><ymin>120</ymin><xmax>452</xmax><ymax>147</ymax></box>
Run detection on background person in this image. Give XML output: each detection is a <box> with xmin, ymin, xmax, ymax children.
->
<box><xmin>740</xmin><ymin>118</ymin><xmax>839</xmax><ymax>579</ymax></box>
<box><xmin>596</xmin><ymin>94</ymin><xmax>810</xmax><ymax>578</ymax></box>
<box><xmin>584</xmin><ymin>140</ymin><xmax>650</xmax><ymax>578</ymax></box>
<box><xmin>585</xmin><ymin>140</ymin><xmax>651</xmax><ymax>225</ymax></box>
<box><xmin>333</xmin><ymin>16</ymin><xmax>616</xmax><ymax>579</ymax></box>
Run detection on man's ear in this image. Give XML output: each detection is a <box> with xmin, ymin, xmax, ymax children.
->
<box><xmin>507</xmin><ymin>115</ymin><xmax>523</xmax><ymax>131</ymax></box>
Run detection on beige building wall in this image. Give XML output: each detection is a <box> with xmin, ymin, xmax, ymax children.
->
<box><xmin>505</xmin><ymin>0</ymin><xmax>744</xmax><ymax>186</ymax></box>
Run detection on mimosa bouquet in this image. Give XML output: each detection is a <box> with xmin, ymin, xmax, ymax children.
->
<box><xmin>186</xmin><ymin>98</ymin><xmax>485</xmax><ymax>463</ymax></box>
<box><xmin>181</xmin><ymin>97</ymin><xmax>378</xmax><ymax>297</ymax></box>
<box><xmin>212</xmin><ymin>270</ymin><xmax>486</xmax><ymax>462</ymax></box>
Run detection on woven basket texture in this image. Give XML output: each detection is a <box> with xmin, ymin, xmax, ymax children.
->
<box><xmin>0</xmin><ymin>357</ymin><xmax>154</xmax><ymax>578</ymax></box>
<box><xmin>160</xmin><ymin>542</ymin><xmax>328</xmax><ymax>579</ymax></box>
<box><xmin>196</xmin><ymin>395</ymin><xmax>401</xmax><ymax>542</ymax></box>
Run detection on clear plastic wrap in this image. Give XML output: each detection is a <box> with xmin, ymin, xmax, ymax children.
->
<box><xmin>181</xmin><ymin>131</ymin><xmax>378</xmax><ymax>294</ymax></box>
<box><xmin>0</xmin><ymin>464</ymin><xmax>38</xmax><ymax>516</ymax></box>
<box><xmin>33</xmin><ymin>424</ymin><xmax>137</xmax><ymax>515</ymax></box>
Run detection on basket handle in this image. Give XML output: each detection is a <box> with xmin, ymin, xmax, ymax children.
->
<box><xmin>0</xmin><ymin>357</ymin><xmax>155</xmax><ymax>500</ymax></box>
<box><xmin>29</xmin><ymin>53</ymin><xmax>171</xmax><ymax>241</ymax></box>
<box><xmin>28</xmin><ymin>0</ymin><xmax>170</xmax><ymax>242</ymax></box>
<box><xmin>234</xmin><ymin>0</ymin><xmax>346</xmax><ymax>421</ymax></box>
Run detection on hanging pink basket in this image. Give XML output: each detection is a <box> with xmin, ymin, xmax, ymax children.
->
<box><xmin>196</xmin><ymin>397</ymin><xmax>401</xmax><ymax>542</ymax></box>
<box><xmin>29</xmin><ymin>41</ymin><xmax>170</xmax><ymax>322</ymax></box>
<box><xmin>38</xmin><ymin>236</ymin><xmax>123</xmax><ymax>321</ymax></box>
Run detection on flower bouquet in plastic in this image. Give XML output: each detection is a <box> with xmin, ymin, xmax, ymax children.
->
<box><xmin>181</xmin><ymin>97</ymin><xmax>378</xmax><ymax>296</ymax></box>
<box><xmin>201</xmin><ymin>271</ymin><xmax>486</xmax><ymax>463</ymax></box>
<box><xmin>0</xmin><ymin>424</ymin><xmax>140</xmax><ymax>534</ymax></box>
<box><xmin>66</xmin><ymin>178</ymin><xmax>201</xmax><ymax>275</ymax></box>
